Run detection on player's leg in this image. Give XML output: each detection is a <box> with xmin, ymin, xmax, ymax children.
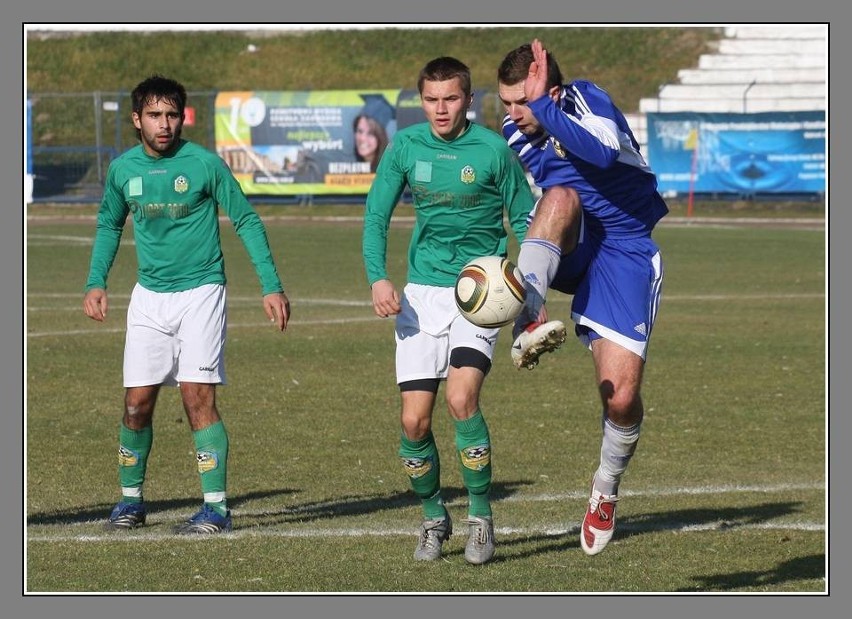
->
<box><xmin>105</xmin><ymin>385</ymin><xmax>160</xmax><ymax>530</ymax></box>
<box><xmin>573</xmin><ymin>239</ymin><xmax>664</xmax><ymax>555</ymax></box>
<box><xmin>399</xmin><ymin>386</ymin><xmax>444</xmax><ymax>522</ymax></box>
<box><xmin>446</xmin><ymin>358</ymin><xmax>495</xmax><ymax>565</ymax></box>
<box><xmin>394</xmin><ymin>284</ymin><xmax>453</xmax><ymax>559</ymax></box>
<box><xmin>107</xmin><ymin>283</ymin><xmax>175</xmax><ymax>530</ymax></box>
<box><xmin>399</xmin><ymin>385</ymin><xmax>451</xmax><ymax>560</ymax></box>
<box><xmin>511</xmin><ymin>185</ymin><xmax>581</xmax><ymax>369</ymax></box>
<box><xmin>580</xmin><ymin>339</ymin><xmax>644</xmax><ymax>555</ymax></box>
<box><xmin>173</xmin><ymin>284</ymin><xmax>232</xmax><ymax>534</ymax></box>
<box><xmin>175</xmin><ymin>382</ymin><xmax>232</xmax><ymax>534</ymax></box>
<box><xmin>446</xmin><ymin>316</ymin><xmax>499</xmax><ymax>564</ymax></box>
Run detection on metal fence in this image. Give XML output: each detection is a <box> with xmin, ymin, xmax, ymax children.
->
<box><xmin>27</xmin><ymin>91</ymin><xmax>217</xmax><ymax>203</ymax></box>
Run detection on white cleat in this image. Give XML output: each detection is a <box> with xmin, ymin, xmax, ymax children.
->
<box><xmin>510</xmin><ymin>320</ymin><xmax>568</xmax><ymax>369</ymax></box>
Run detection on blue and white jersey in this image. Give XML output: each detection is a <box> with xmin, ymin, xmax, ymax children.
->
<box><xmin>502</xmin><ymin>80</ymin><xmax>668</xmax><ymax>238</ymax></box>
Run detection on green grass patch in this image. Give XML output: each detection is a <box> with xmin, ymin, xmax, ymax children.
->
<box><xmin>26</xmin><ymin>217</ymin><xmax>825</xmax><ymax>592</ymax></box>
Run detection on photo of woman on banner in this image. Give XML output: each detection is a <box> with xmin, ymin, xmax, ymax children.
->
<box><xmin>353</xmin><ymin>94</ymin><xmax>395</xmax><ymax>172</ymax></box>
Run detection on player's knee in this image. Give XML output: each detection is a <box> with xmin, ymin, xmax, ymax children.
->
<box><xmin>542</xmin><ymin>185</ymin><xmax>580</xmax><ymax>213</ymax></box>
<box><xmin>603</xmin><ymin>392</ymin><xmax>644</xmax><ymax>426</ymax></box>
<box><xmin>400</xmin><ymin>411</ymin><xmax>432</xmax><ymax>441</ymax></box>
<box><xmin>444</xmin><ymin>389</ymin><xmax>479</xmax><ymax>418</ymax></box>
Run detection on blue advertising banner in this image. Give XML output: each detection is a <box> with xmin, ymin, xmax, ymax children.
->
<box><xmin>646</xmin><ymin>111</ymin><xmax>826</xmax><ymax>195</ymax></box>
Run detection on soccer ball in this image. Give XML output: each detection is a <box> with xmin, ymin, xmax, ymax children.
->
<box><xmin>454</xmin><ymin>255</ymin><xmax>527</xmax><ymax>328</ymax></box>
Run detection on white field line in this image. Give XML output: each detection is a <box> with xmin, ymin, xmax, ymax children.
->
<box><xmin>27</xmin><ymin>481</ymin><xmax>824</xmax><ymax>543</ymax></box>
<box><xmin>25</xmin><ymin>291</ymin><xmax>824</xmax><ymax>337</ymax></box>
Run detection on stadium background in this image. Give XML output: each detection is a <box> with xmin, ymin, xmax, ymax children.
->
<box><xmin>24</xmin><ymin>25</ymin><xmax>826</xmax><ymax>205</ymax></box>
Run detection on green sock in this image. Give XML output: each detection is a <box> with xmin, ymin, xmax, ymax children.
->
<box><xmin>399</xmin><ymin>431</ymin><xmax>446</xmax><ymax>520</ymax></box>
<box><xmin>454</xmin><ymin>410</ymin><xmax>492</xmax><ymax>518</ymax></box>
<box><xmin>118</xmin><ymin>423</ymin><xmax>153</xmax><ymax>504</ymax></box>
<box><xmin>192</xmin><ymin>420</ymin><xmax>229</xmax><ymax>517</ymax></box>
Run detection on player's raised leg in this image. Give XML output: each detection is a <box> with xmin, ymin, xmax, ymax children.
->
<box><xmin>511</xmin><ymin>186</ymin><xmax>580</xmax><ymax>369</ymax></box>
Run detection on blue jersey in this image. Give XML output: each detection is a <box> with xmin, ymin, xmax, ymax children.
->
<box><xmin>502</xmin><ymin>80</ymin><xmax>668</xmax><ymax>238</ymax></box>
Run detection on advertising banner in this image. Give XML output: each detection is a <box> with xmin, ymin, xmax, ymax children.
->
<box><xmin>215</xmin><ymin>90</ymin><xmax>400</xmax><ymax>196</ymax></box>
<box><xmin>216</xmin><ymin>89</ymin><xmax>487</xmax><ymax>197</ymax></box>
<box><xmin>646</xmin><ymin>111</ymin><xmax>826</xmax><ymax>195</ymax></box>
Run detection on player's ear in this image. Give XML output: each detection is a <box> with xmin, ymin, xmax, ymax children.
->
<box><xmin>548</xmin><ymin>85</ymin><xmax>561</xmax><ymax>102</ymax></box>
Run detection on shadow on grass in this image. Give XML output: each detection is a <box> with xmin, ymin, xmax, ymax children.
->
<box><xmin>676</xmin><ymin>553</ymin><xmax>826</xmax><ymax>592</ymax></box>
<box><xmin>25</xmin><ymin>488</ymin><xmax>297</xmax><ymax>526</ymax></box>
<box><xmin>233</xmin><ymin>480</ymin><xmax>536</xmax><ymax>527</ymax></box>
<box><xmin>25</xmin><ymin>481</ymin><xmax>536</xmax><ymax>527</ymax></box>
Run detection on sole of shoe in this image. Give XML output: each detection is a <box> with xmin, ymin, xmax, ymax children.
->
<box><xmin>514</xmin><ymin>324</ymin><xmax>568</xmax><ymax>369</ymax></box>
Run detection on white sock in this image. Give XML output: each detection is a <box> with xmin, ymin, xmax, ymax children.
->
<box><xmin>594</xmin><ymin>415</ymin><xmax>641</xmax><ymax>496</ymax></box>
<box><xmin>516</xmin><ymin>238</ymin><xmax>561</xmax><ymax>327</ymax></box>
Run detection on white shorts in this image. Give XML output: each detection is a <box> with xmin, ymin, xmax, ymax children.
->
<box><xmin>394</xmin><ymin>283</ymin><xmax>500</xmax><ymax>384</ymax></box>
<box><xmin>123</xmin><ymin>283</ymin><xmax>227</xmax><ymax>387</ymax></box>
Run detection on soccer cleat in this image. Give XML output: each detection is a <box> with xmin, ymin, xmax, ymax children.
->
<box><xmin>413</xmin><ymin>514</ymin><xmax>452</xmax><ymax>561</ymax></box>
<box><xmin>463</xmin><ymin>516</ymin><xmax>495</xmax><ymax>565</ymax></box>
<box><xmin>511</xmin><ymin>319</ymin><xmax>568</xmax><ymax>370</ymax></box>
<box><xmin>105</xmin><ymin>501</ymin><xmax>147</xmax><ymax>530</ymax></box>
<box><xmin>174</xmin><ymin>504</ymin><xmax>233</xmax><ymax>535</ymax></box>
<box><xmin>580</xmin><ymin>487</ymin><xmax>619</xmax><ymax>555</ymax></box>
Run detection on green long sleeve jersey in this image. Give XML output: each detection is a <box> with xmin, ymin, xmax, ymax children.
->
<box><xmin>85</xmin><ymin>140</ymin><xmax>283</xmax><ymax>295</ymax></box>
<box><xmin>362</xmin><ymin>122</ymin><xmax>535</xmax><ymax>288</ymax></box>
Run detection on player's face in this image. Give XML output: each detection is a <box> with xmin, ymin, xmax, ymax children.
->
<box><xmin>420</xmin><ymin>77</ymin><xmax>472</xmax><ymax>141</ymax></box>
<box><xmin>498</xmin><ymin>81</ymin><xmax>542</xmax><ymax>135</ymax></box>
<box><xmin>132</xmin><ymin>96</ymin><xmax>184</xmax><ymax>157</ymax></box>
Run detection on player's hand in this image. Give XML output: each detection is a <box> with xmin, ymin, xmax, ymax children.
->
<box><xmin>264</xmin><ymin>292</ymin><xmax>290</xmax><ymax>332</ymax></box>
<box><xmin>83</xmin><ymin>288</ymin><xmax>108</xmax><ymax>322</ymax></box>
<box><xmin>370</xmin><ymin>279</ymin><xmax>401</xmax><ymax>318</ymax></box>
<box><xmin>525</xmin><ymin>38</ymin><xmax>549</xmax><ymax>102</ymax></box>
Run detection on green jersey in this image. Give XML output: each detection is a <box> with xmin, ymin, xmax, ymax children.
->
<box><xmin>362</xmin><ymin>122</ymin><xmax>535</xmax><ymax>287</ymax></box>
<box><xmin>85</xmin><ymin>139</ymin><xmax>283</xmax><ymax>295</ymax></box>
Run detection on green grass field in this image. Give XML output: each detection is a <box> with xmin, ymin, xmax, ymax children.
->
<box><xmin>25</xmin><ymin>208</ymin><xmax>826</xmax><ymax>593</ymax></box>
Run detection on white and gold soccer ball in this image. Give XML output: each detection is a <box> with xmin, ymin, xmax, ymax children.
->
<box><xmin>454</xmin><ymin>255</ymin><xmax>527</xmax><ymax>328</ymax></box>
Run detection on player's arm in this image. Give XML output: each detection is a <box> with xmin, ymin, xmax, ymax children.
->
<box><xmin>497</xmin><ymin>145</ymin><xmax>536</xmax><ymax>243</ymax></box>
<box><xmin>528</xmin><ymin>83</ymin><xmax>621</xmax><ymax>168</ymax></box>
<box><xmin>83</xmin><ymin>168</ymin><xmax>129</xmax><ymax>321</ymax></box>
<box><xmin>214</xmin><ymin>157</ymin><xmax>285</xmax><ymax>298</ymax></box>
<box><xmin>362</xmin><ymin>138</ymin><xmax>406</xmax><ymax>317</ymax></box>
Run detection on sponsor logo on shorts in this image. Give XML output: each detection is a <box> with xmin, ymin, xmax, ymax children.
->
<box><xmin>196</xmin><ymin>451</ymin><xmax>219</xmax><ymax>474</ymax></box>
<box><xmin>198</xmin><ymin>365</ymin><xmax>216</xmax><ymax>372</ymax></box>
<box><xmin>633</xmin><ymin>322</ymin><xmax>647</xmax><ymax>336</ymax></box>
<box><xmin>475</xmin><ymin>333</ymin><xmax>495</xmax><ymax>346</ymax></box>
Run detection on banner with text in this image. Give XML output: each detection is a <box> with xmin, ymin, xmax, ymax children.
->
<box><xmin>646</xmin><ymin>111</ymin><xmax>826</xmax><ymax>195</ymax></box>
<box><xmin>215</xmin><ymin>90</ymin><xmax>401</xmax><ymax>195</ymax></box>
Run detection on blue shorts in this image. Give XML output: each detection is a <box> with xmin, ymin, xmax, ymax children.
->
<box><xmin>550</xmin><ymin>225</ymin><xmax>663</xmax><ymax>360</ymax></box>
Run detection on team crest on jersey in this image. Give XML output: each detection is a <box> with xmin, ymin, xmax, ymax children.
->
<box><xmin>174</xmin><ymin>175</ymin><xmax>189</xmax><ymax>194</ymax></box>
<box><xmin>551</xmin><ymin>138</ymin><xmax>567</xmax><ymax>159</ymax></box>
<box><xmin>460</xmin><ymin>165</ymin><xmax>476</xmax><ymax>184</ymax></box>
